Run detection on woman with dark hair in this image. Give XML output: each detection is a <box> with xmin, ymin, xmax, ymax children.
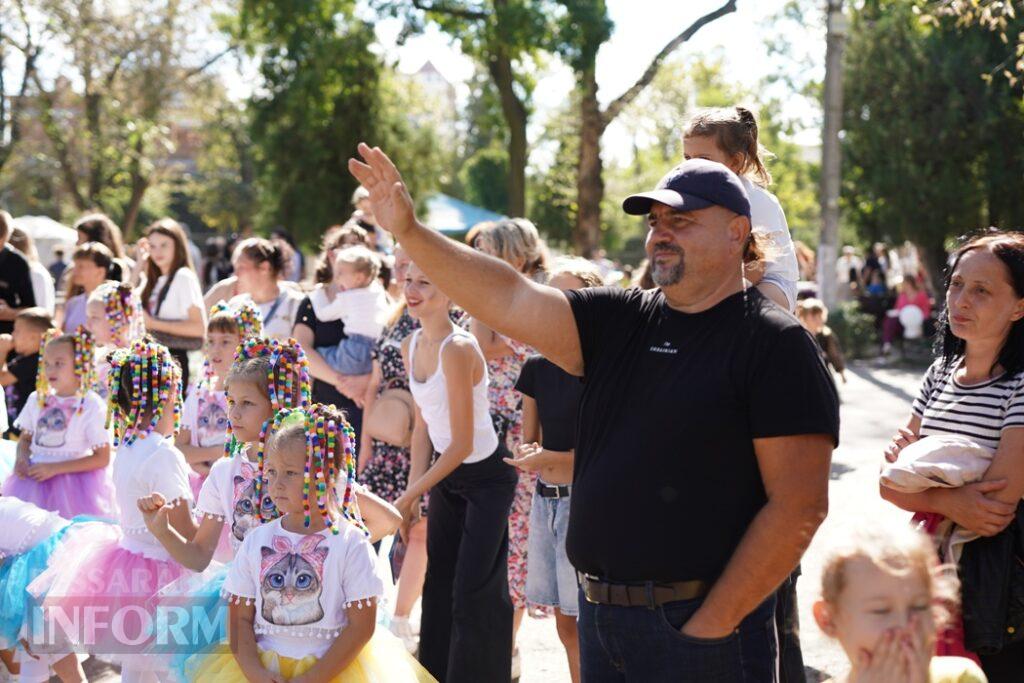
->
<box><xmin>59</xmin><ymin>242</ymin><xmax>113</xmax><ymax>332</ymax></box>
<box><xmin>880</xmin><ymin>229</ymin><xmax>1024</xmax><ymax>679</ymax></box>
<box><xmin>138</xmin><ymin>218</ymin><xmax>206</xmax><ymax>388</ymax></box>
<box><xmin>227</xmin><ymin>237</ymin><xmax>305</xmax><ymax>341</ymax></box>
<box><xmin>73</xmin><ymin>212</ymin><xmax>133</xmax><ymax>282</ymax></box>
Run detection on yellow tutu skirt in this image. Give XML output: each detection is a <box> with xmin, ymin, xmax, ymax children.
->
<box><xmin>183</xmin><ymin>631</ymin><xmax>436</xmax><ymax>682</ymax></box>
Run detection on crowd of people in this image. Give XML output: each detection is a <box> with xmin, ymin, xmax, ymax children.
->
<box><xmin>0</xmin><ymin>103</ymin><xmax>1017</xmax><ymax>683</ymax></box>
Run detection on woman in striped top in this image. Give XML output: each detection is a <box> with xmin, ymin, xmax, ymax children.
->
<box><xmin>881</xmin><ymin>230</ymin><xmax>1024</xmax><ymax>679</ymax></box>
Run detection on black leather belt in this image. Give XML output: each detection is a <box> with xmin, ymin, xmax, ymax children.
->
<box><xmin>578</xmin><ymin>573</ymin><xmax>710</xmax><ymax>609</ymax></box>
<box><xmin>535</xmin><ymin>480</ymin><xmax>571</xmax><ymax>498</ymax></box>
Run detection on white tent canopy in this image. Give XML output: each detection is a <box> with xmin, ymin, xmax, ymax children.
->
<box><xmin>13</xmin><ymin>215</ymin><xmax>78</xmax><ymax>265</ymax></box>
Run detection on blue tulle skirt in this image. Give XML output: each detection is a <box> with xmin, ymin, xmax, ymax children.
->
<box><xmin>0</xmin><ymin>515</ymin><xmax>111</xmax><ymax>649</ymax></box>
<box><xmin>148</xmin><ymin>563</ymin><xmax>228</xmax><ymax>682</ymax></box>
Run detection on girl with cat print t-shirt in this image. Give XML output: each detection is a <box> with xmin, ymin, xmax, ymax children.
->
<box><xmin>183</xmin><ymin>404</ymin><xmax>429</xmax><ymax>682</ymax></box>
<box><xmin>2</xmin><ymin>330</ymin><xmax>116</xmax><ymax>519</ymax></box>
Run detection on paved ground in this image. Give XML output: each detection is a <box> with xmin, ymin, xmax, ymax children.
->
<box><xmin>9</xmin><ymin>361</ymin><xmax>925</xmax><ymax>683</ymax></box>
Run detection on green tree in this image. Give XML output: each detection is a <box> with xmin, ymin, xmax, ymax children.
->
<box><xmin>377</xmin><ymin>0</ymin><xmax>551</xmax><ymax>216</ymax></box>
<box><xmin>187</xmin><ymin>103</ymin><xmax>257</xmax><ymax>234</ymax></box>
<box><xmin>234</xmin><ymin>0</ymin><xmax>448</xmax><ymax>246</ymax></box>
<box><xmin>842</xmin><ymin>0</ymin><xmax>1024</xmax><ymax>282</ymax></box>
<box><xmin>548</xmin><ymin>0</ymin><xmax>738</xmax><ymax>255</ymax></box>
<box><xmin>459</xmin><ymin>146</ymin><xmax>510</xmax><ymax>214</ymax></box>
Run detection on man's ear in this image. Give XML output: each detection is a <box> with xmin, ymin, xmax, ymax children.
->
<box><xmin>728</xmin><ymin>214</ymin><xmax>751</xmax><ymax>254</ymax></box>
<box><xmin>812</xmin><ymin>600</ymin><xmax>838</xmax><ymax>637</ymax></box>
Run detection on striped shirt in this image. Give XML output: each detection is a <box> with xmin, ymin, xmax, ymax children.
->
<box><xmin>912</xmin><ymin>358</ymin><xmax>1024</xmax><ymax>451</ymax></box>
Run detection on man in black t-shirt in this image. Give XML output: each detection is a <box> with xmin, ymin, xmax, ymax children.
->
<box><xmin>350</xmin><ymin>145</ymin><xmax>839</xmax><ymax>682</ymax></box>
<box><xmin>0</xmin><ymin>212</ymin><xmax>37</xmax><ymax>334</ymax></box>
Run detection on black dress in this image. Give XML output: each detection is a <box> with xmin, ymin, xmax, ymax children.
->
<box><xmin>294</xmin><ymin>295</ymin><xmax>363</xmax><ymax>430</ymax></box>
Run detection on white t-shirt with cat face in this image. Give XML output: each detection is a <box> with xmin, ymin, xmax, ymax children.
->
<box><xmin>181</xmin><ymin>385</ymin><xmax>229</xmax><ymax>448</ymax></box>
<box><xmin>194</xmin><ymin>450</ymin><xmax>277</xmax><ymax>555</ymax></box>
<box><xmin>15</xmin><ymin>391</ymin><xmax>110</xmax><ymax>463</ymax></box>
<box><xmin>222</xmin><ymin>517</ymin><xmax>383</xmax><ymax>659</ymax></box>
<box><xmin>0</xmin><ymin>497</ymin><xmax>69</xmax><ymax>560</ymax></box>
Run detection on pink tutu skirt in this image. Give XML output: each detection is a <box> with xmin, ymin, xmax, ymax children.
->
<box><xmin>27</xmin><ymin>524</ymin><xmax>188</xmax><ymax>671</ymax></box>
<box><xmin>2</xmin><ymin>467</ymin><xmax>118</xmax><ymax>519</ymax></box>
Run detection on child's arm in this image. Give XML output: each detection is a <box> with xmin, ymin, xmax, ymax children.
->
<box><xmin>137</xmin><ymin>493</ymin><xmax>215</xmax><ymax>569</ymax></box>
<box><xmin>291</xmin><ymin>603</ymin><xmax>375</xmax><ymax>683</ymax></box>
<box><xmin>355</xmin><ymin>488</ymin><xmax>401</xmax><ymax>543</ymax></box>
<box><xmin>14</xmin><ymin>431</ymin><xmax>31</xmax><ymax>476</ymax></box>
<box><xmin>357</xmin><ymin>361</ymin><xmax>383</xmax><ymax>473</ymax></box>
<box><xmin>229</xmin><ymin>601</ymin><xmax>282</xmax><ymax>683</ymax></box>
<box><xmin>175</xmin><ymin>436</ymin><xmax>223</xmax><ymax>467</ymax></box>
<box><xmin>28</xmin><ymin>443</ymin><xmax>111</xmax><ymax>482</ymax></box>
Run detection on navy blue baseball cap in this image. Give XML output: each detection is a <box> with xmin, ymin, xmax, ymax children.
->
<box><xmin>622</xmin><ymin>159</ymin><xmax>751</xmax><ymax>219</ymax></box>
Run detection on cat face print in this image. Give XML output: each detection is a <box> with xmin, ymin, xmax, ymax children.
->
<box><xmin>34</xmin><ymin>404</ymin><xmax>70</xmax><ymax>449</ymax></box>
<box><xmin>231</xmin><ymin>460</ymin><xmax>276</xmax><ymax>542</ymax></box>
<box><xmin>259</xmin><ymin>534</ymin><xmax>328</xmax><ymax>626</ymax></box>
<box><xmin>196</xmin><ymin>394</ymin><xmax>228</xmax><ymax>447</ymax></box>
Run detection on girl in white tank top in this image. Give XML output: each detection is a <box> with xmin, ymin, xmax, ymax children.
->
<box><xmin>392</xmin><ymin>262</ymin><xmax>518</xmax><ymax>681</ymax></box>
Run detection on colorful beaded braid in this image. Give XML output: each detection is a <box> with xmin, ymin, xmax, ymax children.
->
<box><xmin>36</xmin><ymin>326</ymin><xmax>96</xmax><ymax>414</ymax></box>
<box><xmin>268</xmin><ymin>405</ymin><xmax>366</xmax><ymax>536</ymax></box>
<box><xmin>93</xmin><ymin>281</ymin><xmax>144</xmax><ymax>345</ymax></box>
<box><xmin>106</xmin><ymin>340</ymin><xmax>182</xmax><ymax>446</ymax></box>
<box><xmin>226</xmin><ymin>338</ymin><xmax>311</xmax><ymax>500</ymax></box>
<box><xmin>202</xmin><ymin>299</ymin><xmax>264</xmax><ymax>387</ymax></box>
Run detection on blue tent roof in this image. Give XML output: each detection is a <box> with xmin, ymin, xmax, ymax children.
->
<box><xmin>424</xmin><ymin>193</ymin><xmax>505</xmax><ymax>235</ymax></box>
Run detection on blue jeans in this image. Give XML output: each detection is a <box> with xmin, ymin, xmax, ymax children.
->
<box><xmin>317</xmin><ymin>333</ymin><xmax>374</xmax><ymax>375</ymax></box>
<box><xmin>578</xmin><ymin>590</ymin><xmax>777</xmax><ymax>682</ymax></box>
<box><xmin>526</xmin><ymin>493</ymin><xmax>578</xmax><ymax>616</ymax></box>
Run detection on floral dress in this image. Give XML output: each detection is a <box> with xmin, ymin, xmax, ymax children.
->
<box><xmin>483</xmin><ymin>333</ymin><xmax>537</xmax><ymax>611</ymax></box>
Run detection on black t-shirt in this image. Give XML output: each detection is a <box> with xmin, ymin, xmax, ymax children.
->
<box><xmin>0</xmin><ymin>246</ymin><xmax>36</xmax><ymax>334</ymax></box>
<box><xmin>515</xmin><ymin>355</ymin><xmax>582</xmax><ymax>452</ymax></box>
<box><xmin>565</xmin><ymin>287</ymin><xmax>839</xmax><ymax>583</ymax></box>
<box><xmin>294</xmin><ymin>296</ymin><xmax>362</xmax><ymax>426</ymax></box>
<box><xmin>5</xmin><ymin>351</ymin><xmax>39</xmax><ymax>434</ymax></box>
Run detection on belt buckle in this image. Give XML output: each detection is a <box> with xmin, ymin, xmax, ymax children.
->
<box><xmin>552</xmin><ymin>485</ymin><xmax>562</xmax><ymax>499</ymax></box>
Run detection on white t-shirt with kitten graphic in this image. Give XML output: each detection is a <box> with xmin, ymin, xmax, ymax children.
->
<box><xmin>194</xmin><ymin>450</ymin><xmax>276</xmax><ymax>554</ymax></box>
<box><xmin>181</xmin><ymin>385</ymin><xmax>229</xmax><ymax>448</ymax></box>
<box><xmin>15</xmin><ymin>391</ymin><xmax>110</xmax><ymax>463</ymax></box>
<box><xmin>0</xmin><ymin>497</ymin><xmax>69</xmax><ymax>560</ymax></box>
<box><xmin>222</xmin><ymin>517</ymin><xmax>384</xmax><ymax>659</ymax></box>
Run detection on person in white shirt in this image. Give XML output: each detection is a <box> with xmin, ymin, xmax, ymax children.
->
<box><xmin>315</xmin><ymin>246</ymin><xmax>390</xmax><ymax>376</ymax></box>
<box><xmin>8</xmin><ymin>228</ymin><xmax>55</xmax><ymax>316</ymax></box>
<box><xmin>225</xmin><ymin>237</ymin><xmax>305</xmax><ymax>342</ymax></box>
<box><xmin>836</xmin><ymin>245</ymin><xmax>865</xmax><ymax>301</ymax></box>
<box><xmin>683</xmin><ymin>106</ymin><xmax>801</xmax><ymax>312</ymax></box>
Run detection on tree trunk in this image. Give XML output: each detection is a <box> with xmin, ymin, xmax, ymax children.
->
<box><xmin>575</xmin><ymin>67</ymin><xmax>605</xmax><ymax>257</ymax></box>
<box><xmin>486</xmin><ymin>50</ymin><xmax>527</xmax><ymax>217</ymax></box>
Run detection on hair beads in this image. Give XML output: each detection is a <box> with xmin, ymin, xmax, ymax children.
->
<box><xmin>268</xmin><ymin>405</ymin><xmax>365</xmax><ymax>536</ymax></box>
<box><xmin>228</xmin><ymin>338</ymin><xmax>311</xmax><ymax>504</ymax></box>
<box><xmin>106</xmin><ymin>341</ymin><xmax>182</xmax><ymax>446</ymax></box>
<box><xmin>202</xmin><ymin>300</ymin><xmax>264</xmax><ymax>386</ymax></box>
<box><xmin>37</xmin><ymin>327</ymin><xmax>96</xmax><ymax>413</ymax></box>
<box><xmin>91</xmin><ymin>281</ymin><xmax>144</xmax><ymax>345</ymax></box>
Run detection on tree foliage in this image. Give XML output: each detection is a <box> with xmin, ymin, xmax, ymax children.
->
<box><xmin>842</xmin><ymin>0</ymin><xmax>1024</xmax><ymax>277</ymax></box>
<box><xmin>233</xmin><ymin>0</ymin><xmax>448</xmax><ymax>246</ymax></box>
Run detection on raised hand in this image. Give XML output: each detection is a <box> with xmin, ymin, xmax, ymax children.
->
<box><xmin>137</xmin><ymin>492</ymin><xmax>172</xmax><ymax>537</ymax></box>
<box><xmin>347</xmin><ymin>143</ymin><xmax>417</xmax><ymax>239</ymax></box>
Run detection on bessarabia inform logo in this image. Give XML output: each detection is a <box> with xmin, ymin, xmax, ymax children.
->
<box><xmin>649</xmin><ymin>342</ymin><xmax>678</xmax><ymax>355</ymax></box>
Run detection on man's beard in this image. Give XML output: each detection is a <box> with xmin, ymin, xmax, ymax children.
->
<box><xmin>651</xmin><ymin>246</ymin><xmax>684</xmax><ymax>287</ymax></box>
